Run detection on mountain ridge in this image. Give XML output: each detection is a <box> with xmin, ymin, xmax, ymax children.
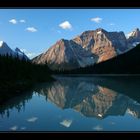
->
<box><xmin>62</xmin><ymin>44</ymin><xmax>140</xmax><ymax>74</ymax></box>
<box><xmin>0</xmin><ymin>41</ymin><xmax>29</xmax><ymax>60</ymax></box>
<box><xmin>32</xmin><ymin>28</ymin><xmax>140</xmax><ymax>71</ymax></box>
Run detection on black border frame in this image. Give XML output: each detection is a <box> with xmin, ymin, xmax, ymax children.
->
<box><xmin>0</xmin><ymin>0</ymin><xmax>140</xmax><ymax>138</ymax></box>
<box><xmin>0</xmin><ymin>0</ymin><xmax>140</xmax><ymax>7</ymax></box>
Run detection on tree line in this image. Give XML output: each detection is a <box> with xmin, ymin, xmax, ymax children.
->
<box><xmin>52</xmin><ymin>44</ymin><xmax>140</xmax><ymax>74</ymax></box>
<box><xmin>0</xmin><ymin>54</ymin><xmax>54</xmax><ymax>103</ymax></box>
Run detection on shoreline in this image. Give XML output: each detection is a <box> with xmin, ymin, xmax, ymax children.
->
<box><xmin>53</xmin><ymin>74</ymin><xmax>140</xmax><ymax>77</ymax></box>
<box><xmin>0</xmin><ymin>78</ymin><xmax>55</xmax><ymax>104</ymax></box>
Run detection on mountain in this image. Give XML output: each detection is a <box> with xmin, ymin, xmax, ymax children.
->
<box><xmin>0</xmin><ymin>41</ymin><xmax>15</xmax><ymax>56</ymax></box>
<box><xmin>32</xmin><ymin>39</ymin><xmax>97</xmax><ymax>70</ymax></box>
<box><xmin>15</xmin><ymin>47</ymin><xmax>29</xmax><ymax>60</ymax></box>
<box><xmin>68</xmin><ymin>44</ymin><xmax>140</xmax><ymax>74</ymax></box>
<box><xmin>32</xmin><ymin>28</ymin><xmax>140</xmax><ymax>71</ymax></box>
<box><xmin>93</xmin><ymin>43</ymin><xmax>140</xmax><ymax>74</ymax></box>
<box><xmin>73</xmin><ymin>28</ymin><xmax>128</xmax><ymax>62</ymax></box>
<box><xmin>127</xmin><ymin>28</ymin><xmax>140</xmax><ymax>47</ymax></box>
<box><xmin>0</xmin><ymin>41</ymin><xmax>29</xmax><ymax>60</ymax></box>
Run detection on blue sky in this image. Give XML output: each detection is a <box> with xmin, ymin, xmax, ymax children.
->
<box><xmin>0</xmin><ymin>9</ymin><xmax>140</xmax><ymax>58</ymax></box>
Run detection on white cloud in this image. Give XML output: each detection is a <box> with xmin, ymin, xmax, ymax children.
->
<box><xmin>9</xmin><ymin>19</ymin><xmax>17</xmax><ymax>24</ymax></box>
<box><xmin>59</xmin><ymin>21</ymin><xmax>72</xmax><ymax>30</ymax></box>
<box><xmin>26</xmin><ymin>27</ymin><xmax>37</xmax><ymax>32</ymax></box>
<box><xmin>20</xmin><ymin>19</ymin><xmax>26</xmax><ymax>23</ymax></box>
<box><xmin>91</xmin><ymin>17</ymin><xmax>102</xmax><ymax>23</ymax></box>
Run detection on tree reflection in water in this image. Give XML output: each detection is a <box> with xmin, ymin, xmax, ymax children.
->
<box><xmin>0</xmin><ymin>76</ymin><xmax>140</xmax><ymax>120</ymax></box>
<box><xmin>0</xmin><ymin>91</ymin><xmax>33</xmax><ymax>118</ymax></box>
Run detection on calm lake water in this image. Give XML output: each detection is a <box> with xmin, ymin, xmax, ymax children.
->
<box><xmin>0</xmin><ymin>75</ymin><xmax>140</xmax><ymax>131</ymax></box>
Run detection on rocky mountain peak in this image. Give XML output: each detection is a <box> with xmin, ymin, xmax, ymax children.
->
<box><xmin>134</xmin><ymin>28</ymin><xmax>140</xmax><ymax>36</ymax></box>
<box><xmin>135</xmin><ymin>28</ymin><xmax>140</xmax><ymax>32</ymax></box>
<box><xmin>127</xmin><ymin>28</ymin><xmax>140</xmax><ymax>38</ymax></box>
<box><xmin>0</xmin><ymin>41</ymin><xmax>4</xmax><ymax>47</ymax></box>
<box><xmin>0</xmin><ymin>41</ymin><xmax>14</xmax><ymax>56</ymax></box>
<box><xmin>127</xmin><ymin>28</ymin><xmax>140</xmax><ymax>46</ymax></box>
<box><xmin>32</xmin><ymin>28</ymin><xmax>140</xmax><ymax>71</ymax></box>
<box><xmin>32</xmin><ymin>36</ymin><xmax>97</xmax><ymax>70</ymax></box>
<box><xmin>73</xmin><ymin>28</ymin><xmax>128</xmax><ymax>62</ymax></box>
<box><xmin>0</xmin><ymin>40</ymin><xmax>29</xmax><ymax>60</ymax></box>
<box><xmin>95</xmin><ymin>28</ymin><xmax>107</xmax><ymax>34</ymax></box>
<box><xmin>54</xmin><ymin>39</ymin><xmax>71</xmax><ymax>50</ymax></box>
<box><xmin>0</xmin><ymin>41</ymin><xmax>9</xmax><ymax>48</ymax></box>
<box><xmin>59</xmin><ymin>38</ymin><xmax>68</xmax><ymax>43</ymax></box>
<box><xmin>15</xmin><ymin>47</ymin><xmax>29</xmax><ymax>60</ymax></box>
<box><xmin>15</xmin><ymin>47</ymin><xmax>24</xmax><ymax>54</ymax></box>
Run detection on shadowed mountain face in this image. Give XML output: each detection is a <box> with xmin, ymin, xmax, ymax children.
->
<box><xmin>66</xmin><ymin>44</ymin><xmax>140</xmax><ymax>74</ymax></box>
<box><xmin>34</xmin><ymin>76</ymin><xmax>140</xmax><ymax>119</ymax></box>
<box><xmin>0</xmin><ymin>41</ymin><xmax>29</xmax><ymax>60</ymax></box>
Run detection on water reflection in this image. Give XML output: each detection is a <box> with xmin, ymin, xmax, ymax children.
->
<box><xmin>34</xmin><ymin>76</ymin><xmax>140</xmax><ymax>119</ymax></box>
<box><xmin>1</xmin><ymin>76</ymin><xmax>140</xmax><ymax>120</ymax></box>
<box><xmin>0</xmin><ymin>91</ymin><xmax>33</xmax><ymax>118</ymax></box>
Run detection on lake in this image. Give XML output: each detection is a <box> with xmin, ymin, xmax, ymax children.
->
<box><xmin>0</xmin><ymin>75</ymin><xmax>140</xmax><ymax>131</ymax></box>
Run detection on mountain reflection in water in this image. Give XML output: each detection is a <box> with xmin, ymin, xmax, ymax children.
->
<box><xmin>34</xmin><ymin>76</ymin><xmax>140</xmax><ymax>119</ymax></box>
<box><xmin>1</xmin><ymin>76</ymin><xmax>140</xmax><ymax>120</ymax></box>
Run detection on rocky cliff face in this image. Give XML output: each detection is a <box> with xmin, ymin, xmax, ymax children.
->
<box><xmin>127</xmin><ymin>28</ymin><xmax>140</xmax><ymax>47</ymax></box>
<box><xmin>32</xmin><ymin>39</ymin><xmax>97</xmax><ymax>70</ymax></box>
<box><xmin>73</xmin><ymin>28</ymin><xmax>128</xmax><ymax>62</ymax></box>
<box><xmin>32</xmin><ymin>28</ymin><xmax>140</xmax><ymax>70</ymax></box>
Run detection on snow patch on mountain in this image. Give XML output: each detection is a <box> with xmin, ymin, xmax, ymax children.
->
<box><xmin>0</xmin><ymin>41</ymin><xmax>14</xmax><ymax>56</ymax></box>
<box><xmin>97</xmin><ymin>31</ymin><xmax>102</xmax><ymax>34</ymax></box>
<box><xmin>0</xmin><ymin>41</ymin><xmax>4</xmax><ymax>47</ymax></box>
<box><xmin>132</xmin><ymin>42</ymin><xmax>140</xmax><ymax>46</ymax></box>
<box><xmin>126</xmin><ymin>32</ymin><xmax>134</xmax><ymax>39</ymax></box>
